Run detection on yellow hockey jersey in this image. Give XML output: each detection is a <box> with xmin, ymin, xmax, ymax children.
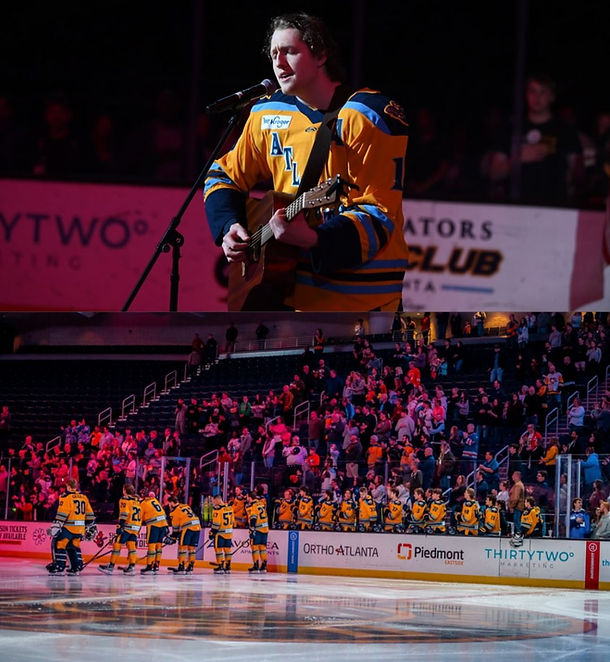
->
<box><xmin>521</xmin><ymin>506</ymin><xmax>542</xmax><ymax>536</ymax></box>
<box><xmin>385</xmin><ymin>499</ymin><xmax>404</xmax><ymax>527</ymax></box>
<box><xmin>232</xmin><ymin>495</ymin><xmax>248</xmax><ymax>526</ymax></box>
<box><xmin>55</xmin><ymin>491</ymin><xmax>95</xmax><ymax>534</ymax></box>
<box><xmin>410</xmin><ymin>499</ymin><xmax>427</xmax><ymax>524</ymax></box>
<box><xmin>483</xmin><ymin>506</ymin><xmax>501</xmax><ymax>535</ymax></box>
<box><xmin>247</xmin><ymin>498</ymin><xmax>269</xmax><ymax>534</ymax></box>
<box><xmin>204</xmin><ymin>89</ymin><xmax>410</xmax><ymax>311</ymax></box>
<box><xmin>170</xmin><ymin>503</ymin><xmax>201</xmax><ymax>532</ymax></box>
<box><xmin>427</xmin><ymin>499</ymin><xmax>446</xmax><ymax>527</ymax></box>
<box><xmin>316</xmin><ymin>499</ymin><xmax>336</xmax><ymax>527</ymax></box>
<box><xmin>119</xmin><ymin>495</ymin><xmax>142</xmax><ymax>534</ymax></box>
<box><xmin>297</xmin><ymin>496</ymin><xmax>314</xmax><ymax>522</ymax></box>
<box><xmin>458</xmin><ymin>499</ymin><xmax>480</xmax><ymax>533</ymax></box>
<box><xmin>140</xmin><ymin>496</ymin><xmax>168</xmax><ymax>528</ymax></box>
<box><xmin>211</xmin><ymin>504</ymin><xmax>233</xmax><ymax>539</ymax></box>
<box><xmin>277</xmin><ymin>498</ymin><xmax>296</xmax><ymax>525</ymax></box>
<box><xmin>339</xmin><ymin>498</ymin><xmax>357</xmax><ymax>525</ymax></box>
<box><xmin>358</xmin><ymin>496</ymin><xmax>377</xmax><ymax>523</ymax></box>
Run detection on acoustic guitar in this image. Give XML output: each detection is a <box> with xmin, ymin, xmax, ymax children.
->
<box><xmin>227</xmin><ymin>175</ymin><xmax>349</xmax><ymax>311</ymax></box>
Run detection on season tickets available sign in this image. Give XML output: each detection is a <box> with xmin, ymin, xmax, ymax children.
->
<box><xmin>1</xmin><ymin>179</ymin><xmax>608</xmax><ymax>310</ymax></box>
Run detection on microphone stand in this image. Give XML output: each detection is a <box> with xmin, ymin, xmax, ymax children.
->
<box><xmin>122</xmin><ymin>108</ymin><xmax>246</xmax><ymax>311</ymax></box>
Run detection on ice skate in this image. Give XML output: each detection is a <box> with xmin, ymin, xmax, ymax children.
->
<box><xmin>259</xmin><ymin>561</ymin><xmax>267</xmax><ymax>574</ymax></box>
<box><xmin>248</xmin><ymin>562</ymin><xmax>260</xmax><ymax>573</ymax></box>
<box><xmin>46</xmin><ymin>563</ymin><xmax>64</xmax><ymax>575</ymax></box>
<box><xmin>140</xmin><ymin>564</ymin><xmax>154</xmax><ymax>575</ymax></box>
<box><xmin>98</xmin><ymin>564</ymin><xmax>114</xmax><ymax>574</ymax></box>
<box><xmin>168</xmin><ymin>564</ymin><xmax>185</xmax><ymax>575</ymax></box>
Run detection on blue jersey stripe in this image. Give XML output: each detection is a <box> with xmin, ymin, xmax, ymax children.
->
<box><xmin>343</xmin><ymin>101</ymin><xmax>391</xmax><ymax>134</ymax></box>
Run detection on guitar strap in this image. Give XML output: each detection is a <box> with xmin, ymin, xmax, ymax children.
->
<box><xmin>295</xmin><ymin>84</ymin><xmax>353</xmax><ymax>198</ymax></box>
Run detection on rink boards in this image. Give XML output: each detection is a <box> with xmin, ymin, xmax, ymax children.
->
<box><xmin>0</xmin><ymin>520</ymin><xmax>607</xmax><ymax>590</ymax></box>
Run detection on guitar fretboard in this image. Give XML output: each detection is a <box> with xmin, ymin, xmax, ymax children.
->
<box><xmin>253</xmin><ymin>194</ymin><xmax>305</xmax><ymax>249</ymax></box>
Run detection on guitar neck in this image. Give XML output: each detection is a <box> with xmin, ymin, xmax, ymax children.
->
<box><xmin>256</xmin><ymin>194</ymin><xmax>305</xmax><ymax>248</ymax></box>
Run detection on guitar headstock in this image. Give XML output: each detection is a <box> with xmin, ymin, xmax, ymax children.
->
<box><xmin>301</xmin><ymin>175</ymin><xmax>358</xmax><ymax>209</ymax></box>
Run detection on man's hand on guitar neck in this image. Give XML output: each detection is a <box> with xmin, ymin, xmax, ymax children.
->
<box><xmin>269</xmin><ymin>208</ymin><xmax>319</xmax><ymax>250</ymax></box>
<box><xmin>222</xmin><ymin>223</ymin><xmax>250</xmax><ymax>263</ymax></box>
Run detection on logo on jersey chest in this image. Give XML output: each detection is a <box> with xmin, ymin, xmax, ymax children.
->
<box><xmin>261</xmin><ymin>115</ymin><xmax>292</xmax><ymax>130</ymax></box>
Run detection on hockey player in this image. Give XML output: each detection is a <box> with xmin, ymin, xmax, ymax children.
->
<box><xmin>358</xmin><ymin>485</ymin><xmax>378</xmax><ymax>532</ymax></box>
<box><xmin>275</xmin><ymin>489</ymin><xmax>297</xmax><ymax>529</ymax></box>
<box><xmin>426</xmin><ymin>488</ymin><xmax>447</xmax><ymax>534</ymax></box>
<box><xmin>246</xmin><ymin>486</ymin><xmax>270</xmax><ymax>573</ymax></box>
<box><xmin>384</xmin><ymin>487</ymin><xmax>405</xmax><ymax>532</ymax></box>
<box><xmin>406</xmin><ymin>487</ymin><xmax>427</xmax><ymax>533</ymax></box>
<box><xmin>139</xmin><ymin>490</ymin><xmax>169</xmax><ymax>574</ymax></box>
<box><xmin>99</xmin><ymin>483</ymin><xmax>142</xmax><ymax>574</ymax></box>
<box><xmin>46</xmin><ymin>478</ymin><xmax>96</xmax><ymax>575</ymax></box>
<box><xmin>481</xmin><ymin>494</ymin><xmax>501</xmax><ymax>536</ymax></box>
<box><xmin>231</xmin><ymin>486</ymin><xmax>248</xmax><ymax>529</ymax></box>
<box><xmin>315</xmin><ymin>490</ymin><xmax>336</xmax><ymax>531</ymax></box>
<box><xmin>295</xmin><ymin>487</ymin><xmax>314</xmax><ymax>530</ymax></box>
<box><xmin>520</xmin><ymin>496</ymin><xmax>543</xmax><ymax>538</ymax></box>
<box><xmin>210</xmin><ymin>493</ymin><xmax>234</xmax><ymax>574</ymax></box>
<box><xmin>457</xmin><ymin>488</ymin><xmax>481</xmax><ymax>536</ymax></box>
<box><xmin>166</xmin><ymin>495</ymin><xmax>201</xmax><ymax>574</ymax></box>
<box><xmin>338</xmin><ymin>489</ymin><xmax>357</xmax><ymax>531</ymax></box>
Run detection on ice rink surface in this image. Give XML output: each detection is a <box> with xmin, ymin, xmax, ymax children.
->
<box><xmin>0</xmin><ymin>558</ymin><xmax>609</xmax><ymax>661</ymax></box>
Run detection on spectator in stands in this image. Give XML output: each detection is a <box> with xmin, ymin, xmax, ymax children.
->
<box><xmin>478</xmin><ymin>450</ymin><xmax>500</xmax><ymax>492</ymax></box>
<box><xmin>224</xmin><ymin>322</ymin><xmax>238</xmax><ymax>356</ymax></box>
<box><xmin>581</xmin><ymin>446</ymin><xmax>602</xmax><ymax>493</ymax></box>
<box><xmin>489</xmin><ymin>344</ymin><xmax>505</xmax><ymax>383</ymax></box>
<box><xmin>567</xmin><ymin>397</ymin><xmax>586</xmax><ymax>432</ymax></box>
<box><xmin>255</xmin><ymin>322</ymin><xmax>270</xmax><ymax>349</ymax></box>
<box><xmin>32</xmin><ymin>92</ymin><xmax>82</xmax><ymax>177</ymax></box>
<box><xmin>592</xmin><ymin>501</ymin><xmax>610</xmax><ymax>540</ymax></box>
<box><xmin>508</xmin><ymin>470</ymin><xmax>525</xmax><ymax>534</ymax></box>
<box><xmin>405</xmin><ymin>108</ymin><xmax>449</xmax><ymax>199</ymax></box>
<box><xmin>569</xmin><ymin>497</ymin><xmax>591</xmax><ymax>539</ymax></box>
<box><xmin>488</xmin><ymin>73</ymin><xmax>583</xmax><ymax>205</ymax></box>
<box><xmin>313</xmin><ymin>329</ymin><xmax>326</xmax><ymax>355</ymax></box>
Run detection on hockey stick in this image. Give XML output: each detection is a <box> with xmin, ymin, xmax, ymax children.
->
<box><xmin>82</xmin><ymin>535</ymin><xmax>117</xmax><ymax>569</ymax></box>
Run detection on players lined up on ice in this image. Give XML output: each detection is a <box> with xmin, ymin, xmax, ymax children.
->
<box><xmin>269</xmin><ymin>485</ymin><xmax>543</xmax><ymax>538</ymax></box>
<box><xmin>45</xmin><ymin>479</ymin><xmax>270</xmax><ymax>576</ymax></box>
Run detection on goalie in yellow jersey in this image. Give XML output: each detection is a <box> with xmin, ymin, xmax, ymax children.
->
<box><xmin>246</xmin><ymin>486</ymin><xmax>270</xmax><ymax>574</ymax></box>
<box><xmin>210</xmin><ymin>494</ymin><xmax>234</xmax><ymax>574</ymax></box>
<box><xmin>46</xmin><ymin>478</ymin><xmax>96</xmax><ymax>575</ymax></box>
<box><xmin>456</xmin><ymin>488</ymin><xmax>481</xmax><ymax>536</ymax></box>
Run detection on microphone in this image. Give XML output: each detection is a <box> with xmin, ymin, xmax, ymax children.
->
<box><xmin>206</xmin><ymin>79</ymin><xmax>277</xmax><ymax>114</ymax></box>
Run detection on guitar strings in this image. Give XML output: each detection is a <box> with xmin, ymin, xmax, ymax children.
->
<box><xmin>247</xmin><ymin>196</ymin><xmax>303</xmax><ymax>248</ymax></box>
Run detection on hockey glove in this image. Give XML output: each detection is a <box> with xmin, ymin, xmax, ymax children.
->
<box><xmin>84</xmin><ymin>524</ymin><xmax>98</xmax><ymax>541</ymax></box>
<box><xmin>47</xmin><ymin>523</ymin><xmax>62</xmax><ymax>538</ymax></box>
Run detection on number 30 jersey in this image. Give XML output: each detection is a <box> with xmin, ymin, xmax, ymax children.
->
<box><xmin>55</xmin><ymin>491</ymin><xmax>95</xmax><ymax>535</ymax></box>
